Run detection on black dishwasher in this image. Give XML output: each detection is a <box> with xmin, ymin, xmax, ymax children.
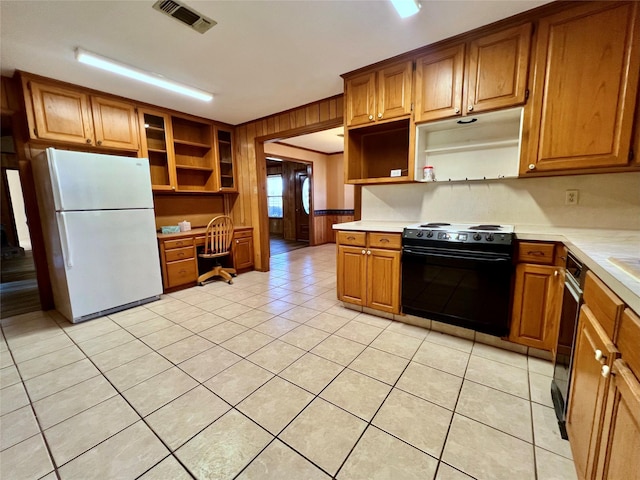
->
<box><xmin>551</xmin><ymin>251</ymin><xmax>587</xmax><ymax>439</ymax></box>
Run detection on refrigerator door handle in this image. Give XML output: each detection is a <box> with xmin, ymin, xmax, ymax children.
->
<box><xmin>58</xmin><ymin>213</ymin><xmax>73</xmax><ymax>268</ymax></box>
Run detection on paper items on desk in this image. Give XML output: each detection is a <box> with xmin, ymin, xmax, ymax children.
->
<box><xmin>179</xmin><ymin>220</ymin><xmax>191</xmax><ymax>232</ymax></box>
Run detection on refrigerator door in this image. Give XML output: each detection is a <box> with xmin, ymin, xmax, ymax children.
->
<box><xmin>46</xmin><ymin>148</ymin><xmax>154</xmax><ymax>211</ymax></box>
<box><xmin>56</xmin><ymin>208</ymin><xmax>163</xmax><ymax>322</ymax></box>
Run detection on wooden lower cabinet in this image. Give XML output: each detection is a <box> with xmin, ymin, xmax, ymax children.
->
<box><xmin>566</xmin><ymin>305</ymin><xmax>619</xmax><ymax>480</ymax></box>
<box><xmin>336</xmin><ymin>231</ymin><xmax>401</xmax><ymax>315</ymax></box>
<box><xmin>595</xmin><ymin>359</ymin><xmax>640</xmax><ymax>480</ymax></box>
<box><xmin>233</xmin><ymin>228</ymin><xmax>254</xmax><ymax>271</ymax></box>
<box><xmin>159</xmin><ymin>237</ymin><xmax>197</xmax><ymax>290</ymax></box>
<box><xmin>509</xmin><ymin>241</ymin><xmax>563</xmax><ymax>350</ymax></box>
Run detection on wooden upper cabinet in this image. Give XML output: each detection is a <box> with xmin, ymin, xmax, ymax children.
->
<box><xmin>27</xmin><ymin>80</ymin><xmax>94</xmax><ymax>145</ymax></box>
<box><xmin>524</xmin><ymin>1</ymin><xmax>640</xmax><ymax>174</ymax></box>
<box><xmin>414</xmin><ymin>23</ymin><xmax>531</xmax><ymax>123</ymax></box>
<box><xmin>345</xmin><ymin>72</ymin><xmax>376</xmax><ymax>127</ymax></box>
<box><xmin>345</xmin><ymin>61</ymin><xmax>412</xmax><ymax>127</ymax></box>
<box><xmin>377</xmin><ymin>61</ymin><xmax>413</xmax><ymax>122</ymax></box>
<box><xmin>466</xmin><ymin>23</ymin><xmax>531</xmax><ymax>114</ymax></box>
<box><xmin>24</xmin><ymin>76</ymin><xmax>140</xmax><ymax>151</ymax></box>
<box><xmin>414</xmin><ymin>44</ymin><xmax>465</xmax><ymax>123</ymax></box>
<box><xmin>90</xmin><ymin>96</ymin><xmax>139</xmax><ymax>150</ymax></box>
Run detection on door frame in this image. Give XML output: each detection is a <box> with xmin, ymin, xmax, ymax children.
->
<box><xmin>265</xmin><ymin>155</ymin><xmax>313</xmax><ymax>244</ymax></box>
<box><xmin>254</xmin><ymin>118</ymin><xmax>342</xmax><ymax>271</ymax></box>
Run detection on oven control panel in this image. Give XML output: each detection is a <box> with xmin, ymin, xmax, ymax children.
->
<box><xmin>403</xmin><ymin>228</ymin><xmax>513</xmax><ymax>246</ymax></box>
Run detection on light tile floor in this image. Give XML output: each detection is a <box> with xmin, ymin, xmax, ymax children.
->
<box><xmin>0</xmin><ymin>244</ymin><xmax>578</xmax><ymax>480</ymax></box>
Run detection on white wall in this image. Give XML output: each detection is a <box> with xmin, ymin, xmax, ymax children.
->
<box><xmin>361</xmin><ymin>172</ymin><xmax>640</xmax><ymax>230</ymax></box>
<box><xmin>326</xmin><ymin>153</ymin><xmax>354</xmax><ymax>210</ymax></box>
<box><xmin>7</xmin><ymin>170</ymin><xmax>31</xmax><ymax>250</ymax></box>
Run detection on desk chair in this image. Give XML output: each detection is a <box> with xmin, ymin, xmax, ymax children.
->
<box><xmin>197</xmin><ymin>215</ymin><xmax>237</xmax><ymax>285</ymax></box>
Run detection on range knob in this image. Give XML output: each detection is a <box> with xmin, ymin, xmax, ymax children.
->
<box><xmin>416</xmin><ymin>231</ymin><xmax>424</xmax><ymax>237</ymax></box>
<box><xmin>426</xmin><ymin>230</ymin><xmax>434</xmax><ymax>238</ymax></box>
<box><xmin>473</xmin><ymin>233</ymin><xmax>482</xmax><ymax>241</ymax></box>
<box><xmin>485</xmin><ymin>233</ymin><xmax>494</xmax><ymax>241</ymax></box>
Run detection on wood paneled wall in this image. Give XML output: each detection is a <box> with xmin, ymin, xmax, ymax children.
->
<box><xmin>314</xmin><ymin>214</ymin><xmax>355</xmax><ymax>244</ymax></box>
<box><xmin>231</xmin><ymin>94</ymin><xmax>344</xmax><ymax>270</ymax></box>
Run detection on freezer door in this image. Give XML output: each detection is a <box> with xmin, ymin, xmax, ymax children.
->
<box><xmin>46</xmin><ymin>148</ymin><xmax>154</xmax><ymax>211</ymax></box>
<box><xmin>57</xmin><ymin>209</ymin><xmax>163</xmax><ymax>321</ymax></box>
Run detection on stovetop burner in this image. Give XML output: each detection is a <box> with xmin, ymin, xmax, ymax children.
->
<box><xmin>419</xmin><ymin>223</ymin><xmax>451</xmax><ymax>228</ymax></box>
<box><xmin>468</xmin><ymin>225</ymin><xmax>503</xmax><ymax>231</ymax></box>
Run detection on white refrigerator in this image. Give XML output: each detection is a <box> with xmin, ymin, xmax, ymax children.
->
<box><xmin>33</xmin><ymin>148</ymin><xmax>163</xmax><ymax>323</ymax></box>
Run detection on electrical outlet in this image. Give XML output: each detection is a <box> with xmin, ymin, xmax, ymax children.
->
<box><xmin>565</xmin><ymin>189</ymin><xmax>579</xmax><ymax>205</ymax></box>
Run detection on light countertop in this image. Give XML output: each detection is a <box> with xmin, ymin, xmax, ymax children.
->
<box><xmin>333</xmin><ymin>220</ymin><xmax>640</xmax><ymax>313</ymax></box>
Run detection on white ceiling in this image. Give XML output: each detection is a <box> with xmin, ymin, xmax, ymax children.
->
<box><xmin>0</xmin><ymin>1</ymin><xmax>549</xmax><ymax>128</ymax></box>
<box><xmin>278</xmin><ymin>126</ymin><xmax>344</xmax><ymax>154</ymax></box>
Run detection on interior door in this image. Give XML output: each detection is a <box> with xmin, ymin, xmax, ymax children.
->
<box><xmin>294</xmin><ymin>168</ymin><xmax>310</xmax><ymax>242</ymax></box>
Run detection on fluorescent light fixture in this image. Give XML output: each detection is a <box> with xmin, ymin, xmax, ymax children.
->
<box><xmin>390</xmin><ymin>0</ymin><xmax>421</xmax><ymax>18</ymax></box>
<box><xmin>75</xmin><ymin>48</ymin><xmax>213</xmax><ymax>102</ymax></box>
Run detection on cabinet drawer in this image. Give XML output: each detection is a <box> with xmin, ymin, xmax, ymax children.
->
<box><xmin>165</xmin><ymin>246</ymin><xmax>194</xmax><ymax>262</ymax></box>
<box><xmin>616</xmin><ymin>309</ymin><xmax>640</xmax><ymax>376</ymax></box>
<box><xmin>517</xmin><ymin>242</ymin><xmax>555</xmax><ymax>264</ymax></box>
<box><xmin>166</xmin><ymin>259</ymin><xmax>197</xmax><ymax>288</ymax></box>
<box><xmin>584</xmin><ymin>271</ymin><xmax>625</xmax><ymax>340</ymax></box>
<box><xmin>234</xmin><ymin>229</ymin><xmax>253</xmax><ymax>240</ymax></box>
<box><xmin>164</xmin><ymin>238</ymin><xmax>193</xmax><ymax>250</ymax></box>
<box><xmin>194</xmin><ymin>236</ymin><xmax>206</xmax><ymax>247</ymax></box>
<box><xmin>338</xmin><ymin>231</ymin><xmax>366</xmax><ymax>247</ymax></box>
<box><xmin>368</xmin><ymin>232</ymin><xmax>401</xmax><ymax>250</ymax></box>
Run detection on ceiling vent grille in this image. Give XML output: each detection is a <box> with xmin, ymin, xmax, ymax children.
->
<box><xmin>152</xmin><ymin>0</ymin><xmax>217</xmax><ymax>34</ymax></box>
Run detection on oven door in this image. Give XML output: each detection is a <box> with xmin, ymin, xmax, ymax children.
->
<box><xmin>402</xmin><ymin>246</ymin><xmax>513</xmax><ymax>336</ymax></box>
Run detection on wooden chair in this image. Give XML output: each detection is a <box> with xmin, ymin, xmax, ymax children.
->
<box><xmin>197</xmin><ymin>215</ymin><xmax>237</xmax><ymax>285</ymax></box>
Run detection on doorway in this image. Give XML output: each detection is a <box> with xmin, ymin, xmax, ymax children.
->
<box><xmin>266</xmin><ymin>156</ymin><xmax>312</xmax><ymax>256</ymax></box>
<box><xmin>1</xmin><ymin>167</ymin><xmax>39</xmax><ymax>318</ymax></box>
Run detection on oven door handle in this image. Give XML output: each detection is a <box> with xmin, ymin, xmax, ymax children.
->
<box><xmin>403</xmin><ymin>248</ymin><xmax>511</xmax><ymax>263</ymax></box>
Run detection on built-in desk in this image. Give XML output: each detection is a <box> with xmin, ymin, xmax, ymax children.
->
<box><xmin>157</xmin><ymin>226</ymin><xmax>254</xmax><ymax>292</ymax></box>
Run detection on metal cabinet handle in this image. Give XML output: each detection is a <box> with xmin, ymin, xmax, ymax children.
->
<box><xmin>554</xmin><ymin>270</ymin><xmax>559</xmax><ymax>277</ymax></box>
<box><xmin>455</xmin><ymin>107</ymin><xmax>460</xmax><ymax>114</ymax></box>
<box><xmin>528</xmin><ymin>164</ymin><xmax>535</xmax><ymax>170</ymax></box>
<box><xmin>96</xmin><ymin>140</ymin><xmax>102</xmax><ymax>146</ymax></box>
<box><xmin>367</xmin><ymin>250</ymin><xmax>371</xmax><ymax>255</ymax></box>
<box><xmin>379</xmin><ymin>238</ymin><xmax>390</xmax><ymax>243</ymax></box>
<box><xmin>178</xmin><ymin>252</ymin><xmax>184</xmax><ymax>257</ymax></box>
<box><xmin>378</xmin><ymin>113</ymin><xmax>382</xmax><ymax>119</ymax></box>
<box><xmin>368</xmin><ymin>115</ymin><xmax>374</xmax><ymax>121</ymax></box>
<box><xmin>86</xmin><ymin>138</ymin><xmax>92</xmax><ymax>144</ymax></box>
<box><xmin>347</xmin><ymin>236</ymin><xmax>355</xmax><ymax>240</ymax></box>
<box><xmin>179</xmin><ymin>269</ymin><xmax>187</xmax><ymax>274</ymax></box>
<box><xmin>362</xmin><ymin>249</ymin><xmax>366</xmax><ymax>255</ymax></box>
<box><xmin>527</xmin><ymin>250</ymin><xmax>545</xmax><ymax>256</ymax></box>
<box><xmin>467</xmin><ymin>105</ymin><xmax>473</xmax><ymax>112</ymax></box>
<box><xmin>595</xmin><ymin>349</ymin><xmax>605</xmax><ymax>362</ymax></box>
<box><xmin>601</xmin><ymin>365</ymin><xmax>611</xmax><ymax>378</ymax></box>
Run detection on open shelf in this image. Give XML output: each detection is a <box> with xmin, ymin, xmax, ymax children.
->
<box><xmin>175</xmin><ymin>164</ymin><xmax>214</xmax><ymax>172</ymax></box>
<box><xmin>346</xmin><ymin>118</ymin><xmax>411</xmax><ymax>183</ymax></box>
<box><xmin>424</xmin><ymin>139</ymin><xmax>519</xmax><ymax>154</ymax></box>
<box><xmin>174</xmin><ymin>138</ymin><xmax>211</xmax><ymax>149</ymax></box>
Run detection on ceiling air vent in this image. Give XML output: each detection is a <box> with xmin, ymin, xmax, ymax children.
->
<box><xmin>152</xmin><ymin>0</ymin><xmax>217</xmax><ymax>34</ymax></box>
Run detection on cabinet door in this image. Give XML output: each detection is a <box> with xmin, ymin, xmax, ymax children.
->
<box><xmin>233</xmin><ymin>235</ymin><xmax>254</xmax><ymax>270</ymax></box>
<box><xmin>91</xmin><ymin>96</ymin><xmax>139</xmax><ymax>150</ymax></box>
<box><xmin>216</xmin><ymin>128</ymin><xmax>236</xmax><ymax>192</ymax></box>
<box><xmin>414</xmin><ymin>44</ymin><xmax>465</xmax><ymax>123</ymax></box>
<box><xmin>138</xmin><ymin>110</ymin><xmax>176</xmax><ymax>192</ymax></box>
<box><xmin>567</xmin><ymin>305</ymin><xmax>619</xmax><ymax>480</ymax></box>
<box><xmin>509</xmin><ymin>263</ymin><xmax>563</xmax><ymax>350</ymax></box>
<box><xmin>345</xmin><ymin>72</ymin><xmax>376</xmax><ymax>127</ymax></box>
<box><xmin>524</xmin><ymin>2</ymin><xmax>640</xmax><ymax>173</ymax></box>
<box><xmin>337</xmin><ymin>245</ymin><xmax>366</xmax><ymax>306</ymax></box>
<box><xmin>28</xmin><ymin>80</ymin><xmax>94</xmax><ymax>145</ymax></box>
<box><xmin>595</xmin><ymin>359</ymin><xmax>640</xmax><ymax>480</ymax></box>
<box><xmin>377</xmin><ymin>61</ymin><xmax>413</xmax><ymax>122</ymax></box>
<box><xmin>366</xmin><ymin>248</ymin><xmax>401</xmax><ymax>314</ymax></box>
<box><xmin>466</xmin><ymin>23</ymin><xmax>531</xmax><ymax>114</ymax></box>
